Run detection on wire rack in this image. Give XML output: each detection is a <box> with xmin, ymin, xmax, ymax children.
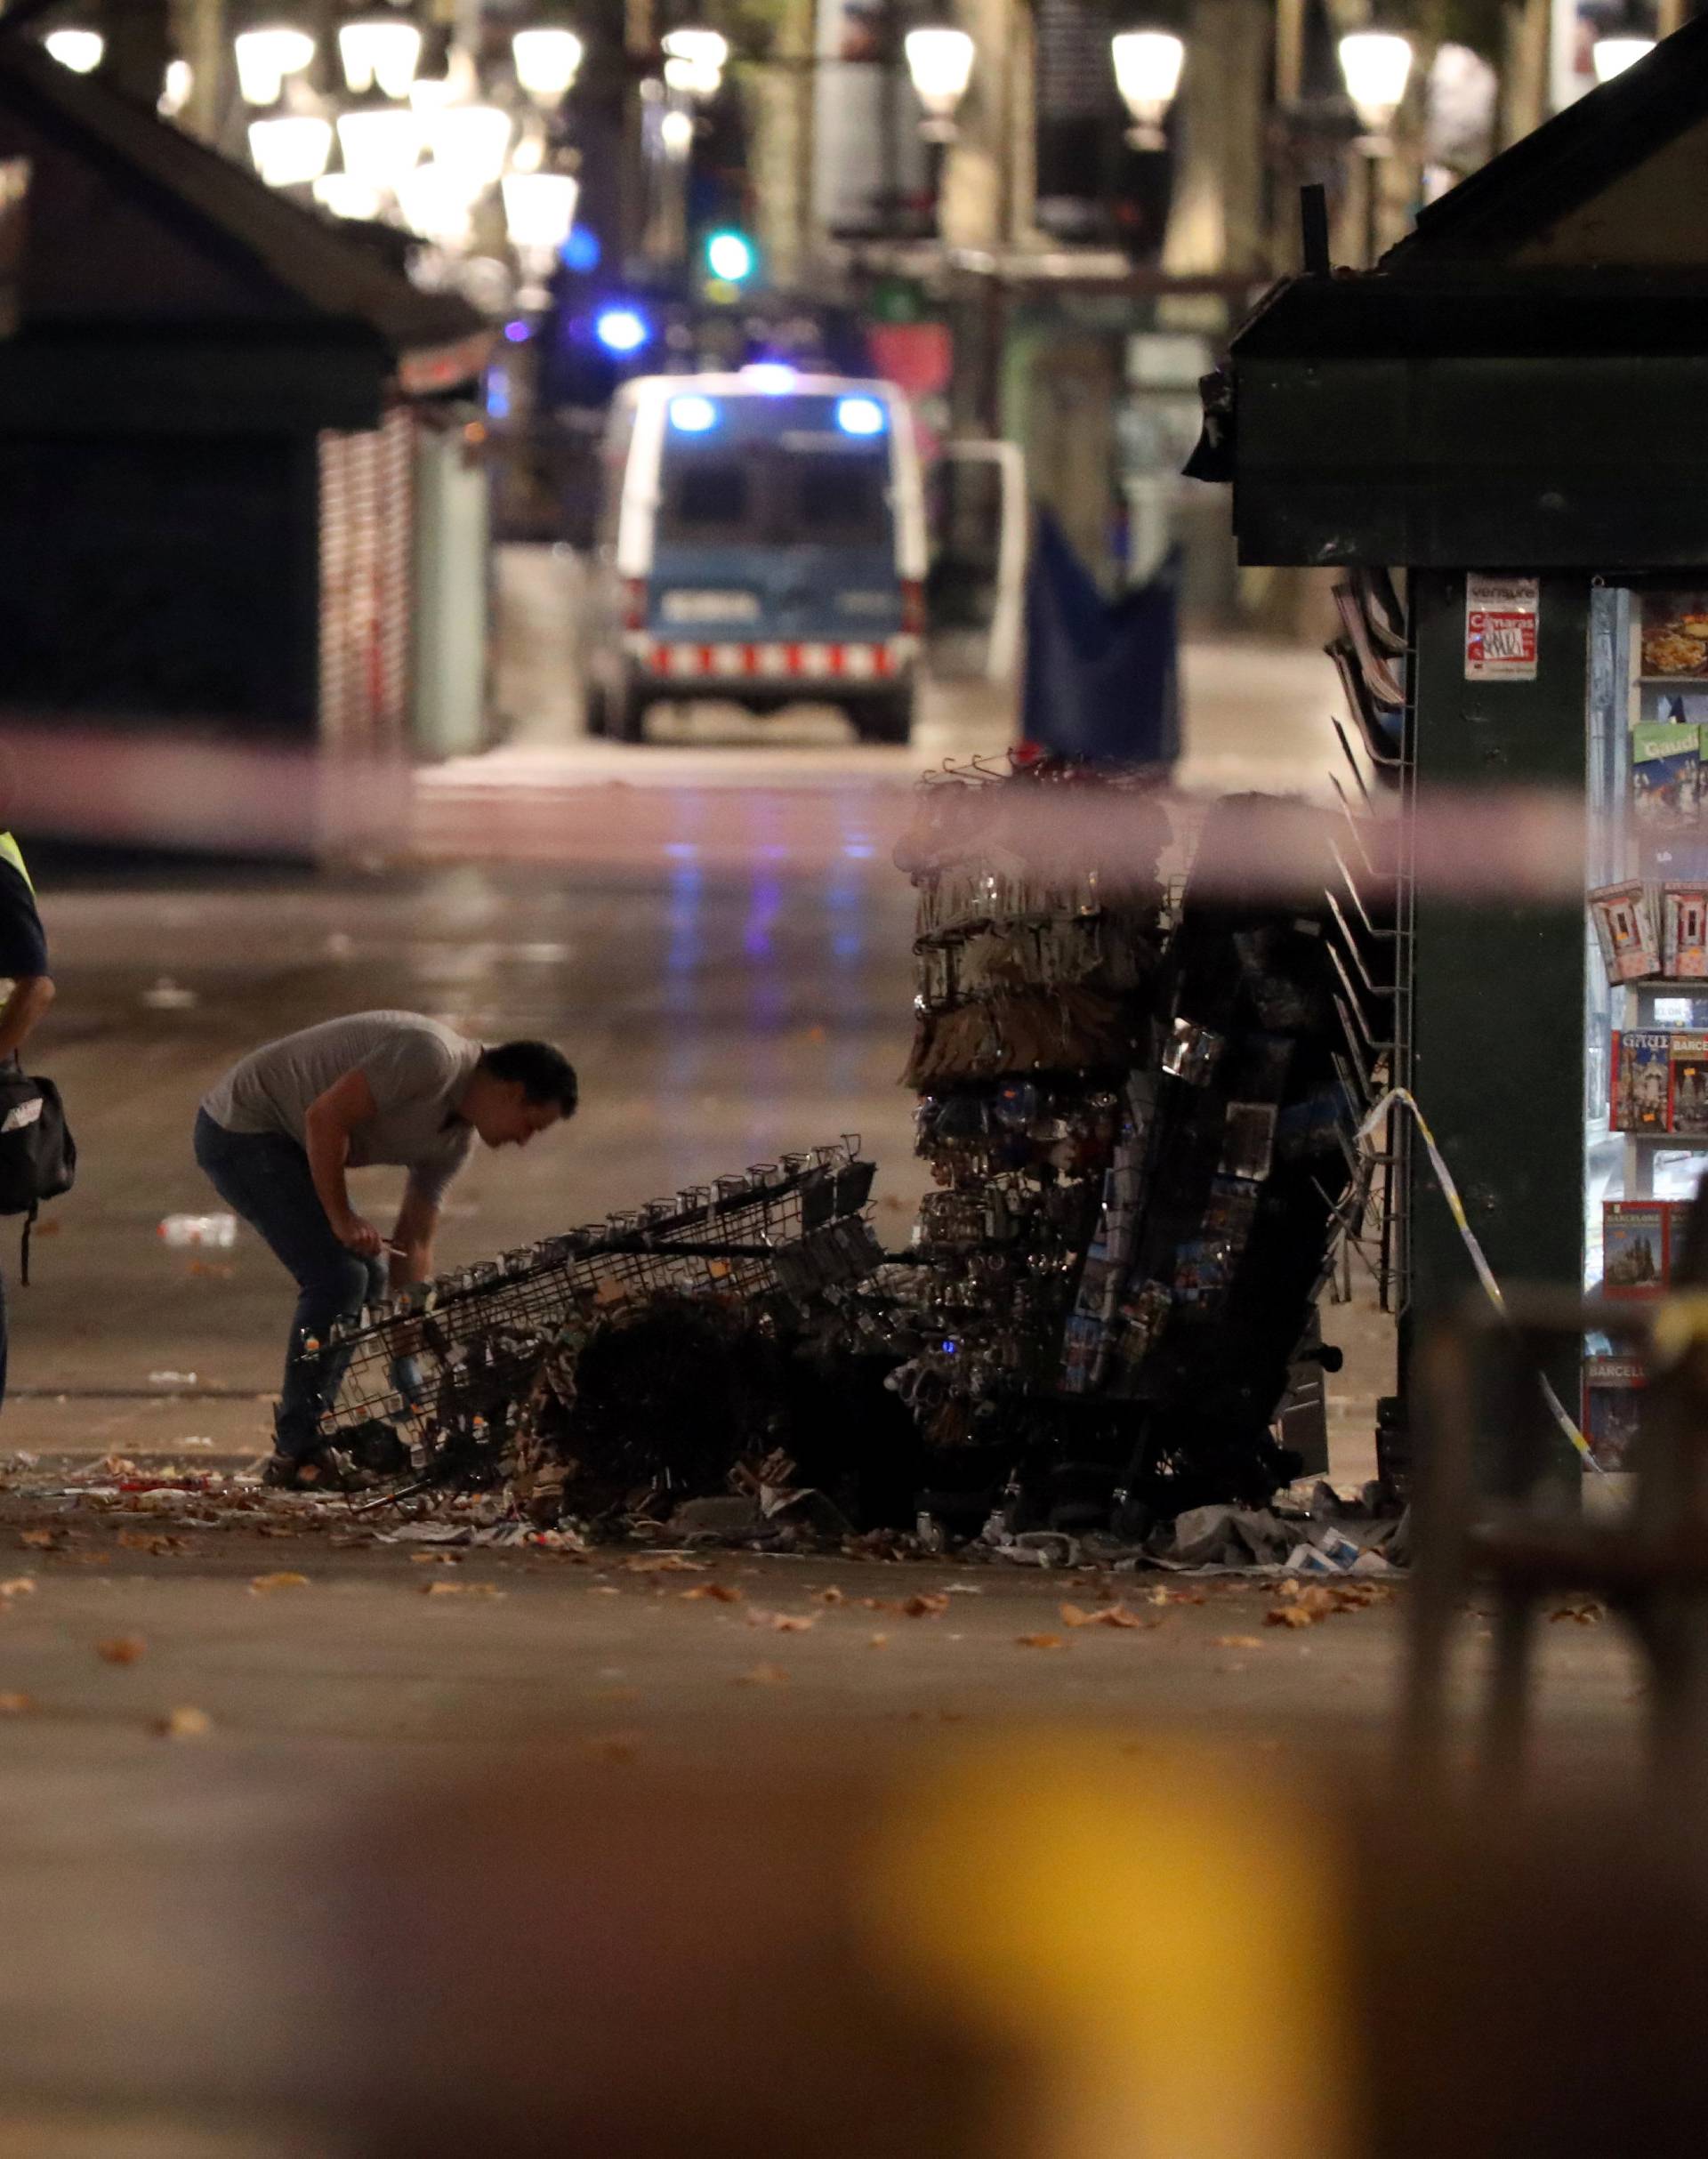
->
<box><xmin>313</xmin><ymin>1140</ymin><xmax>881</xmax><ymax>1463</ymax></box>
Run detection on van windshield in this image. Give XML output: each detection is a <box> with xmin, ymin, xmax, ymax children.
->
<box><xmin>658</xmin><ymin>442</ymin><xmax>891</xmax><ymax>547</ymax></box>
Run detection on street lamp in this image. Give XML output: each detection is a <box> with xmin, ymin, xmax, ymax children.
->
<box><xmin>43</xmin><ymin>28</ymin><xmax>102</xmax><ymax>72</ymax></box>
<box><xmin>1592</xmin><ymin>33</ymin><xmax>1654</xmax><ymax>80</ymax></box>
<box><xmin>159</xmin><ymin>57</ymin><xmax>193</xmax><ymax>117</ymax></box>
<box><xmin>503</xmin><ymin>171</ymin><xmax>580</xmax><ymax>303</ymax></box>
<box><xmin>248</xmin><ymin>113</ymin><xmax>334</xmax><ymax>188</ymax></box>
<box><xmin>397</xmin><ymin>159</ymin><xmax>477</xmax><ymax>247</ymax></box>
<box><xmin>1110</xmin><ymin>29</ymin><xmax>1184</xmax><ymax>150</ymax></box>
<box><xmin>335</xmin><ymin>106</ymin><xmax>424</xmax><ymax>191</ymax></box>
<box><xmin>338</xmin><ymin>12</ymin><xmax>423</xmax><ymax>100</ymax></box>
<box><xmin>234</xmin><ymin>25</ymin><xmax>315</xmax><ymax>106</ymax></box>
<box><xmin>425</xmin><ymin>102</ymin><xmax>514</xmax><ymax>193</ymax></box>
<box><xmin>903</xmin><ymin>26</ymin><xmax>974</xmax><ymax>141</ymax></box>
<box><xmin>1338</xmin><ymin>28</ymin><xmax>1413</xmax><ymax>265</ymax></box>
<box><xmin>512</xmin><ymin>27</ymin><xmax>584</xmax><ymax>102</ymax></box>
<box><xmin>314</xmin><ymin>172</ymin><xmax>385</xmax><ymax>219</ymax></box>
<box><xmin>662</xmin><ymin>28</ymin><xmax>728</xmax><ymax>98</ymax></box>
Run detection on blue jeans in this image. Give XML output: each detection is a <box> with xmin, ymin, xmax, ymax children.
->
<box><xmin>194</xmin><ymin>1109</ymin><xmax>385</xmax><ymax>1458</ymax></box>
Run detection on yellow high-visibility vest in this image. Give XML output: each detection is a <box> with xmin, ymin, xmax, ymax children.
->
<box><xmin>0</xmin><ymin>833</ymin><xmax>33</xmax><ymax>894</ymax></box>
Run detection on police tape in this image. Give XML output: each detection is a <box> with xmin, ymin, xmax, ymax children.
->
<box><xmin>1358</xmin><ymin>1087</ymin><xmax>1597</xmax><ymax>1469</ymax></box>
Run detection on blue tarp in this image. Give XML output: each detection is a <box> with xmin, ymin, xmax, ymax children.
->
<box><xmin>1020</xmin><ymin>512</ymin><xmax>1180</xmax><ymax>765</ymax></box>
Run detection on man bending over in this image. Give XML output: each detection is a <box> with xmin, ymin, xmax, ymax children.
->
<box><xmin>195</xmin><ymin>1011</ymin><xmax>576</xmax><ymax>1487</ymax></box>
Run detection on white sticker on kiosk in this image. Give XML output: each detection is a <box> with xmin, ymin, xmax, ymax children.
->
<box><xmin>1465</xmin><ymin>575</ymin><xmax>1539</xmax><ymax>681</ymax></box>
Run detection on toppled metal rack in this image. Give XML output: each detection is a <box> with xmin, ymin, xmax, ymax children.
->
<box><xmin>312</xmin><ymin>1141</ymin><xmax>881</xmax><ymax>1474</ymax></box>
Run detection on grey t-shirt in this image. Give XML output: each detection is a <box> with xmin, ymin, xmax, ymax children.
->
<box><xmin>201</xmin><ymin>1011</ymin><xmax>482</xmax><ymax>1205</ymax></box>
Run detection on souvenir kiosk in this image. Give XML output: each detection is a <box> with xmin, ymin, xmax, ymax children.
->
<box><xmin>1198</xmin><ymin>19</ymin><xmax>1708</xmax><ymax>1478</ymax></box>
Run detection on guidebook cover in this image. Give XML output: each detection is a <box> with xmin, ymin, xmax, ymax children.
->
<box><xmin>1591</xmin><ymin>882</ymin><xmax>1660</xmax><ymax>984</ymax></box>
<box><xmin>1583</xmin><ymin>1357</ymin><xmax>1646</xmax><ymax>1470</ymax></box>
<box><xmin>1611</xmin><ymin>1029</ymin><xmax>1672</xmax><ymax>1132</ymax></box>
<box><xmin>1671</xmin><ymin>1034</ymin><xmax>1708</xmax><ymax>1134</ymax></box>
<box><xmin>1602</xmin><ymin>1200</ymin><xmax>1669</xmax><ymax>1296</ymax></box>
<box><xmin>1664</xmin><ymin>882</ymin><xmax>1708</xmax><ymax>979</ymax></box>
<box><xmin>1631</xmin><ymin>721</ymin><xmax>1702</xmax><ymax>825</ymax></box>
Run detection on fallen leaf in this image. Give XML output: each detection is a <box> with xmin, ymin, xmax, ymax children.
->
<box><xmin>1266</xmin><ymin>1605</ymin><xmax>1319</xmax><ymax>1630</ymax></box>
<box><xmin>1551</xmin><ymin>1600</ymin><xmax>1606</xmax><ymax>1625</ymax></box>
<box><xmin>1060</xmin><ymin>1599</ymin><xmax>1156</xmax><ymax>1631</ymax></box>
<box><xmin>96</xmin><ymin>1635</ymin><xmax>146</xmax><ymax>1664</ymax></box>
<box><xmin>1213</xmin><ymin>1634</ymin><xmax>1265</xmax><ymax>1650</ymax></box>
<box><xmin>0</xmin><ymin>1576</ymin><xmax>36</xmax><ymax>1600</ymax></box>
<box><xmin>816</xmin><ymin>1586</ymin><xmax>846</xmax><ymax>1606</ymax></box>
<box><xmin>733</xmin><ymin>1664</ymin><xmax>789</xmax><ymax>1687</ymax></box>
<box><xmin>19</xmin><ymin>1528</ymin><xmax>59</xmax><ymax>1551</ymax></box>
<box><xmin>868</xmin><ymin>1633</ymin><xmax>890</xmax><ymax>1648</ymax></box>
<box><xmin>903</xmin><ymin>1593</ymin><xmax>950</xmax><ymax>1619</ymax></box>
<box><xmin>118</xmin><ymin>1532</ymin><xmax>186</xmax><ymax>1556</ymax></box>
<box><xmin>589</xmin><ymin>1584</ymin><xmax>621</xmax><ymax>1596</ymax></box>
<box><xmin>1143</xmin><ymin>1585</ymin><xmax>1206</xmax><ymax>1607</ymax></box>
<box><xmin>424</xmin><ymin>1581</ymin><xmax>505</xmax><ymax>1599</ymax></box>
<box><xmin>1015</xmin><ymin>1632</ymin><xmax>1067</xmax><ymax>1650</ymax></box>
<box><xmin>746</xmin><ymin>1607</ymin><xmax>818</xmax><ymax>1632</ymax></box>
<box><xmin>409</xmin><ymin>1551</ymin><xmax>462</xmax><ymax>1567</ymax></box>
<box><xmin>249</xmin><ymin>1572</ymin><xmax>310</xmax><ymax>1594</ymax></box>
<box><xmin>621</xmin><ymin>1554</ymin><xmax>706</xmax><ymax>1575</ymax></box>
<box><xmin>153</xmin><ymin>1705</ymin><xmax>212</xmax><ymax>1740</ymax></box>
<box><xmin>680</xmin><ymin>1582</ymin><xmax>745</xmax><ymax>1603</ymax></box>
<box><xmin>0</xmin><ymin>1690</ymin><xmax>34</xmax><ymax>1713</ymax></box>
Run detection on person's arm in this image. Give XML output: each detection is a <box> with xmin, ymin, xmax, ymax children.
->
<box><xmin>388</xmin><ymin>1181</ymin><xmax>440</xmax><ymax>1296</ymax></box>
<box><xmin>302</xmin><ymin>1068</ymin><xmax>383</xmax><ymax>1256</ymax></box>
<box><xmin>0</xmin><ymin>975</ymin><xmax>53</xmax><ymax>1062</ymax></box>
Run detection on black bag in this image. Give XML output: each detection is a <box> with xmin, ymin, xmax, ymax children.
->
<box><xmin>0</xmin><ymin>1066</ymin><xmax>75</xmax><ymax>1283</ymax></box>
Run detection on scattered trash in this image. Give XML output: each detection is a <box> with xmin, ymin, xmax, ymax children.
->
<box><xmin>249</xmin><ymin>1571</ymin><xmax>310</xmax><ymax>1593</ymax></box>
<box><xmin>1015</xmin><ymin>1632</ymin><xmax>1068</xmax><ymax>1649</ymax></box>
<box><xmin>18</xmin><ymin>1527</ymin><xmax>58</xmax><ymax>1550</ymax></box>
<box><xmin>158</xmin><ymin>1215</ymin><xmax>235</xmax><ymax>1250</ymax></box>
<box><xmin>1213</xmin><ymin>1634</ymin><xmax>1266</xmax><ymax>1649</ymax></box>
<box><xmin>95</xmin><ymin>1635</ymin><xmax>146</xmax><ymax>1664</ymax></box>
<box><xmin>1059</xmin><ymin>1600</ymin><xmax>1155</xmax><ymax>1630</ymax></box>
<box><xmin>680</xmin><ymin>1582</ymin><xmax>744</xmax><ymax>1603</ymax></box>
<box><xmin>423</xmin><ymin>1581</ymin><xmax>504</xmax><ymax>1599</ymax></box>
<box><xmin>141</xmin><ymin>978</ymin><xmax>198</xmax><ymax>1011</ymax></box>
<box><xmin>152</xmin><ymin>1704</ymin><xmax>212</xmax><ymax>1739</ymax></box>
<box><xmin>619</xmin><ymin>1554</ymin><xmax>706</xmax><ymax>1575</ymax></box>
<box><xmin>148</xmin><ymin>1366</ymin><xmax>201</xmax><ymax>1385</ymax></box>
<box><xmin>180</xmin><ymin>1437</ymin><xmax>214</xmax><ymax>1448</ymax></box>
<box><xmin>1</xmin><ymin>1576</ymin><xmax>36</xmax><ymax>1600</ymax></box>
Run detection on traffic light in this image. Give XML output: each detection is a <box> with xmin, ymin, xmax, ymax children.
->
<box><xmin>703</xmin><ymin>228</ymin><xmax>756</xmax><ymax>286</ymax></box>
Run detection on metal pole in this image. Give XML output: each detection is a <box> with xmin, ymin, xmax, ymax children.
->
<box><xmin>1364</xmin><ymin>145</ymin><xmax>1380</xmax><ymax>268</ymax></box>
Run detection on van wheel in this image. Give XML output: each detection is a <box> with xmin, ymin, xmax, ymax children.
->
<box><xmin>611</xmin><ymin>679</ymin><xmax>649</xmax><ymax>744</ymax></box>
<box><xmin>852</xmin><ymin>689</ymin><xmax>914</xmax><ymax>745</ymax></box>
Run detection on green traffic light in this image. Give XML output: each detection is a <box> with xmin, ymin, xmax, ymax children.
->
<box><xmin>705</xmin><ymin>230</ymin><xmax>755</xmax><ymax>282</ymax></box>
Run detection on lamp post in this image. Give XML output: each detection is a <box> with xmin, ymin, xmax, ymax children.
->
<box><xmin>233</xmin><ymin>24</ymin><xmax>315</xmax><ymax>105</ymax></box>
<box><xmin>1110</xmin><ymin>28</ymin><xmax>1184</xmax><ymax>150</ymax></box>
<box><xmin>512</xmin><ymin>26</ymin><xmax>585</xmax><ymax>103</ymax></box>
<box><xmin>903</xmin><ymin>25</ymin><xmax>974</xmax><ymax>142</ymax></box>
<box><xmin>1338</xmin><ymin>28</ymin><xmax>1412</xmax><ymax>266</ymax></box>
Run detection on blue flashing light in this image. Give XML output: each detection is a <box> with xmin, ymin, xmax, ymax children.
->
<box><xmin>669</xmin><ymin>393</ymin><xmax>720</xmax><ymax>433</ymax></box>
<box><xmin>836</xmin><ymin>395</ymin><xmax>885</xmax><ymax>437</ymax></box>
<box><xmin>561</xmin><ymin>225</ymin><xmax>601</xmax><ymax>271</ymax></box>
<box><xmin>503</xmin><ymin>318</ymin><xmax>531</xmax><ymax>344</ymax></box>
<box><xmin>595</xmin><ymin>305</ymin><xmax>649</xmax><ymax>354</ymax></box>
<box><xmin>705</xmin><ymin>229</ymin><xmax>755</xmax><ymax>282</ymax></box>
<box><xmin>743</xmin><ymin>361</ymin><xmax>795</xmax><ymax>392</ymax></box>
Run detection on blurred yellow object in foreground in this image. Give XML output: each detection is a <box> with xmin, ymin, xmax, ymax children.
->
<box><xmin>869</xmin><ymin>1735</ymin><xmax>1358</xmax><ymax>2159</ymax></box>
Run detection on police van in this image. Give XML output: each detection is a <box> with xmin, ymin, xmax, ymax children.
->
<box><xmin>584</xmin><ymin>369</ymin><xmax>929</xmax><ymax>744</ymax></box>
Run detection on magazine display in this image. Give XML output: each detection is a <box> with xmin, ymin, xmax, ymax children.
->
<box><xmin>1640</xmin><ymin>592</ymin><xmax>1708</xmax><ymax>679</ymax></box>
<box><xmin>1610</xmin><ymin>1029</ymin><xmax>1672</xmax><ymax>1131</ymax></box>
<box><xmin>1602</xmin><ymin>1199</ymin><xmax>1670</xmax><ymax>1296</ymax></box>
<box><xmin>1590</xmin><ymin>882</ymin><xmax>1660</xmax><ymax>984</ymax></box>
